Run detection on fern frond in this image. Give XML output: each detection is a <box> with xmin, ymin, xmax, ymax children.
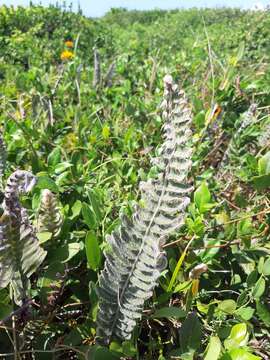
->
<box><xmin>104</xmin><ymin>62</ymin><xmax>116</xmax><ymax>88</ymax></box>
<box><xmin>0</xmin><ymin>171</ymin><xmax>46</xmax><ymax>293</ymax></box>
<box><xmin>97</xmin><ymin>75</ymin><xmax>193</xmax><ymax>343</ymax></box>
<box><xmin>219</xmin><ymin>103</ymin><xmax>258</xmax><ymax>170</ymax></box>
<box><xmin>93</xmin><ymin>48</ymin><xmax>101</xmax><ymax>89</ymax></box>
<box><xmin>37</xmin><ymin>189</ymin><xmax>62</xmax><ymax>237</ymax></box>
<box><xmin>0</xmin><ymin>131</ymin><xmax>6</xmax><ymax>189</ymax></box>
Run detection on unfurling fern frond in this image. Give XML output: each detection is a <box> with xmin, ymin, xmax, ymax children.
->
<box><xmin>97</xmin><ymin>75</ymin><xmax>193</xmax><ymax>343</ymax></box>
<box><xmin>37</xmin><ymin>189</ymin><xmax>62</xmax><ymax>237</ymax></box>
<box><xmin>0</xmin><ymin>171</ymin><xmax>46</xmax><ymax>297</ymax></box>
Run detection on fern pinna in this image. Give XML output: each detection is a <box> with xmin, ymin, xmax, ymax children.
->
<box><xmin>97</xmin><ymin>75</ymin><xmax>193</xmax><ymax>343</ymax></box>
<box><xmin>0</xmin><ymin>170</ymin><xmax>46</xmax><ymax>302</ymax></box>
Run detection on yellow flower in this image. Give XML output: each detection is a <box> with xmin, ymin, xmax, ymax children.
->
<box><xmin>60</xmin><ymin>50</ymin><xmax>74</xmax><ymax>61</ymax></box>
<box><xmin>65</xmin><ymin>40</ymin><xmax>74</xmax><ymax>48</ymax></box>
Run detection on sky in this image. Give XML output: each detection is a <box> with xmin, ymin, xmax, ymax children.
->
<box><xmin>0</xmin><ymin>0</ymin><xmax>269</xmax><ymax>17</ymax></box>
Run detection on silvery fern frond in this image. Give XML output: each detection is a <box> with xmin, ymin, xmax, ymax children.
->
<box><xmin>96</xmin><ymin>75</ymin><xmax>193</xmax><ymax>343</ymax></box>
<box><xmin>0</xmin><ymin>131</ymin><xmax>6</xmax><ymax>189</ymax></box>
<box><xmin>93</xmin><ymin>48</ymin><xmax>101</xmax><ymax>89</ymax></box>
<box><xmin>0</xmin><ymin>171</ymin><xmax>46</xmax><ymax>293</ymax></box>
<box><xmin>37</xmin><ymin>189</ymin><xmax>62</xmax><ymax>237</ymax></box>
<box><xmin>217</xmin><ymin>104</ymin><xmax>258</xmax><ymax>180</ymax></box>
<box><xmin>104</xmin><ymin>62</ymin><xmax>116</xmax><ymax>88</ymax></box>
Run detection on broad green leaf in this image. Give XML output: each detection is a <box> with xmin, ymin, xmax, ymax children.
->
<box><xmin>204</xmin><ymin>336</ymin><xmax>222</xmax><ymax>360</ymax></box>
<box><xmin>47</xmin><ymin>147</ymin><xmax>61</xmax><ymax>167</ymax></box>
<box><xmin>36</xmin><ymin>175</ymin><xmax>59</xmax><ymax>193</ymax></box>
<box><xmin>218</xmin><ymin>299</ymin><xmax>237</xmax><ymax>314</ymax></box>
<box><xmin>71</xmin><ymin>200</ymin><xmax>82</xmax><ymax>219</ymax></box>
<box><xmin>228</xmin><ymin>348</ymin><xmax>260</xmax><ymax>360</ymax></box>
<box><xmin>247</xmin><ymin>270</ymin><xmax>258</xmax><ymax>287</ymax></box>
<box><xmin>224</xmin><ymin>323</ymin><xmax>249</xmax><ymax>350</ymax></box>
<box><xmin>88</xmin><ymin>189</ymin><xmax>102</xmax><ymax>222</ymax></box>
<box><xmin>54</xmin><ymin>162</ymin><xmax>73</xmax><ymax>175</ymax></box>
<box><xmin>0</xmin><ymin>302</ymin><xmax>13</xmax><ymax>320</ymax></box>
<box><xmin>258</xmin><ymin>151</ymin><xmax>270</xmax><ymax>175</ymax></box>
<box><xmin>88</xmin><ymin>345</ymin><xmax>121</xmax><ymax>360</ymax></box>
<box><xmin>235</xmin><ymin>306</ymin><xmax>255</xmax><ymax>321</ymax></box>
<box><xmin>256</xmin><ymin>301</ymin><xmax>270</xmax><ymax>327</ymax></box>
<box><xmin>50</xmin><ymin>242</ymin><xmax>82</xmax><ymax>263</ymax></box>
<box><xmin>152</xmin><ymin>307</ymin><xmax>186</xmax><ymax>319</ymax></box>
<box><xmin>85</xmin><ymin>231</ymin><xmax>101</xmax><ymax>270</ymax></box>
<box><xmin>36</xmin><ymin>231</ymin><xmax>52</xmax><ymax>244</ymax></box>
<box><xmin>178</xmin><ymin>312</ymin><xmax>202</xmax><ymax>356</ymax></box>
<box><xmin>262</xmin><ymin>257</ymin><xmax>270</xmax><ymax>276</ymax></box>
<box><xmin>252</xmin><ymin>174</ymin><xmax>270</xmax><ymax>190</ymax></box>
<box><xmin>194</xmin><ymin>182</ymin><xmax>212</xmax><ymax>213</ymax></box>
<box><xmin>252</xmin><ymin>277</ymin><xmax>265</xmax><ymax>299</ymax></box>
<box><xmin>82</xmin><ymin>202</ymin><xmax>97</xmax><ymax>229</ymax></box>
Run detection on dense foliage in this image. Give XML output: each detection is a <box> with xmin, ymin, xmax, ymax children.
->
<box><xmin>0</xmin><ymin>4</ymin><xmax>270</xmax><ymax>359</ymax></box>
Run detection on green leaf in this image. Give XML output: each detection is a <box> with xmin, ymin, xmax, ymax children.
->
<box><xmin>36</xmin><ymin>231</ymin><xmax>52</xmax><ymax>244</ymax></box>
<box><xmin>85</xmin><ymin>231</ymin><xmax>101</xmax><ymax>270</ymax></box>
<box><xmin>152</xmin><ymin>307</ymin><xmax>186</xmax><ymax>319</ymax></box>
<box><xmin>122</xmin><ymin>341</ymin><xmax>137</xmax><ymax>357</ymax></box>
<box><xmin>228</xmin><ymin>348</ymin><xmax>260</xmax><ymax>360</ymax></box>
<box><xmin>224</xmin><ymin>323</ymin><xmax>249</xmax><ymax>350</ymax></box>
<box><xmin>88</xmin><ymin>345</ymin><xmax>121</xmax><ymax>360</ymax></box>
<box><xmin>71</xmin><ymin>200</ymin><xmax>82</xmax><ymax>219</ymax></box>
<box><xmin>247</xmin><ymin>270</ymin><xmax>258</xmax><ymax>287</ymax></box>
<box><xmin>0</xmin><ymin>302</ymin><xmax>13</xmax><ymax>320</ymax></box>
<box><xmin>258</xmin><ymin>151</ymin><xmax>270</xmax><ymax>175</ymax></box>
<box><xmin>235</xmin><ymin>306</ymin><xmax>254</xmax><ymax>321</ymax></box>
<box><xmin>36</xmin><ymin>175</ymin><xmax>59</xmax><ymax>193</ymax></box>
<box><xmin>54</xmin><ymin>162</ymin><xmax>73</xmax><ymax>175</ymax></box>
<box><xmin>256</xmin><ymin>301</ymin><xmax>270</xmax><ymax>327</ymax></box>
<box><xmin>50</xmin><ymin>242</ymin><xmax>82</xmax><ymax>263</ymax></box>
<box><xmin>82</xmin><ymin>202</ymin><xmax>97</xmax><ymax>229</ymax></box>
<box><xmin>252</xmin><ymin>277</ymin><xmax>265</xmax><ymax>299</ymax></box>
<box><xmin>47</xmin><ymin>147</ymin><xmax>61</xmax><ymax>167</ymax></box>
<box><xmin>204</xmin><ymin>336</ymin><xmax>222</xmax><ymax>360</ymax></box>
<box><xmin>178</xmin><ymin>312</ymin><xmax>202</xmax><ymax>356</ymax></box>
<box><xmin>88</xmin><ymin>189</ymin><xmax>102</xmax><ymax>222</ymax></box>
<box><xmin>218</xmin><ymin>299</ymin><xmax>237</xmax><ymax>314</ymax></box>
<box><xmin>252</xmin><ymin>174</ymin><xmax>270</xmax><ymax>190</ymax></box>
<box><xmin>262</xmin><ymin>257</ymin><xmax>270</xmax><ymax>276</ymax></box>
<box><xmin>194</xmin><ymin>181</ymin><xmax>212</xmax><ymax>213</ymax></box>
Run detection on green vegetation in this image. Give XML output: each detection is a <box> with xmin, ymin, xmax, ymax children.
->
<box><xmin>0</xmin><ymin>3</ymin><xmax>270</xmax><ymax>359</ymax></box>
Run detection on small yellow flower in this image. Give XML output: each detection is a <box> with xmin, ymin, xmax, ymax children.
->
<box><xmin>60</xmin><ymin>50</ymin><xmax>74</xmax><ymax>61</ymax></box>
<box><xmin>65</xmin><ymin>40</ymin><xmax>74</xmax><ymax>48</ymax></box>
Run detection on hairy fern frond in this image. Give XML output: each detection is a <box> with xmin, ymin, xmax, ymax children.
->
<box><xmin>0</xmin><ymin>171</ymin><xmax>46</xmax><ymax>296</ymax></box>
<box><xmin>219</xmin><ymin>104</ymin><xmax>258</xmax><ymax>170</ymax></box>
<box><xmin>93</xmin><ymin>48</ymin><xmax>101</xmax><ymax>89</ymax></box>
<box><xmin>0</xmin><ymin>131</ymin><xmax>6</xmax><ymax>189</ymax></box>
<box><xmin>104</xmin><ymin>62</ymin><xmax>116</xmax><ymax>88</ymax></box>
<box><xmin>37</xmin><ymin>189</ymin><xmax>62</xmax><ymax>237</ymax></box>
<box><xmin>97</xmin><ymin>75</ymin><xmax>193</xmax><ymax>343</ymax></box>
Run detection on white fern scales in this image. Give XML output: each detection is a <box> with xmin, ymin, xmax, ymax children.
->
<box><xmin>96</xmin><ymin>75</ymin><xmax>193</xmax><ymax>342</ymax></box>
<box><xmin>37</xmin><ymin>189</ymin><xmax>62</xmax><ymax>237</ymax></box>
<box><xmin>0</xmin><ymin>171</ymin><xmax>46</xmax><ymax>292</ymax></box>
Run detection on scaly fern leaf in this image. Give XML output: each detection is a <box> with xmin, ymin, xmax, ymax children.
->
<box><xmin>0</xmin><ymin>131</ymin><xmax>6</xmax><ymax>189</ymax></box>
<box><xmin>0</xmin><ymin>171</ymin><xmax>46</xmax><ymax>293</ymax></box>
<box><xmin>37</xmin><ymin>189</ymin><xmax>62</xmax><ymax>238</ymax></box>
<box><xmin>96</xmin><ymin>75</ymin><xmax>193</xmax><ymax>343</ymax></box>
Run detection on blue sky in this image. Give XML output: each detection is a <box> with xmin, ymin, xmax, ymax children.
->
<box><xmin>0</xmin><ymin>0</ymin><xmax>269</xmax><ymax>17</ymax></box>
